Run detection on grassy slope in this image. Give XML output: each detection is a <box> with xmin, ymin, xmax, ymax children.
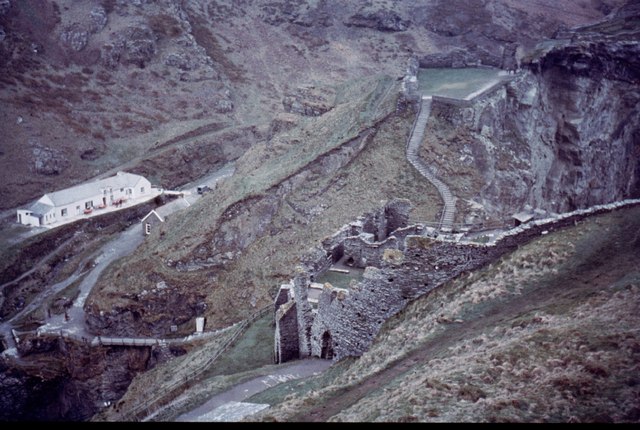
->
<box><xmin>87</xmin><ymin>75</ymin><xmax>443</xmax><ymax>332</ymax></box>
<box><xmin>249</xmin><ymin>204</ymin><xmax>640</xmax><ymax>423</ymax></box>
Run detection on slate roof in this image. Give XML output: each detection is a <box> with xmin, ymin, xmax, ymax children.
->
<box><xmin>27</xmin><ymin>201</ymin><xmax>54</xmax><ymax>216</ymax></box>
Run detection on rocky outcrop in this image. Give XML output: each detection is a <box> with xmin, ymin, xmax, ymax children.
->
<box><xmin>89</xmin><ymin>6</ymin><xmax>108</xmax><ymax>33</ymax></box>
<box><xmin>282</xmin><ymin>85</ymin><xmax>336</xmax><ymax>117</ymax></box>
<box><xmin>31</xmin><ymin>142</ymin><xmax>70</xmax><ymax>176</ymax></box>
<box><xmin>0</xmin><ymin>335</ymin><xmax>152</xmax><ymax>421</ymax></box>
<box><xmin>102</xmin><ymin>25</ymin><xmax>158</xmax><ymax>69</ymax></box>
<box><xmin>85</xmin><ymin>280</ymin><xmax>207</xmax><ymax>337</ymax></box>
<box><xmin>60</xmin><ymin>24</ymin><xmax>90</xmax><ymax>52</ymax></box>
<box><xmin>58</xmin><ymin>5</ymin><xmax>108</xmax><ymax>53</ymax></box>
<box><xmin>259</xmin><ymin>1</ymin><xmax>332</xmax><ymax>27</ymax></box>
<box><xmin>421</xmin><ymin>13</ymin><xmax>640</xmax><ymax>219</ymax></box>
<box><xmin>344</xmin><ymin>9</ymin><xmax>409</xmax><ymax>32</ymax></box>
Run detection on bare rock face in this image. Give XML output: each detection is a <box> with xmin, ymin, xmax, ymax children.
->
<box><xmin>164</xmin><ymin>52</ymin><xmax>197</xmax><ymax>71</ymax></box>
<box><xmin>102</xmin><ymin>24</ymin><xmax>157</xmax><ymax>69</ymax></box>
<box><xmin>85</xmin><ymin>282</ymin><xmax>207</xmax><ymax>337</ymax></box>
<box><xmin>0</xmin><ymin>337</ymin><xmax>152</xmax><ymax>421</ymax></box>
<box><xmin>121</xmin><ymin>25</ymin><xmax>157</xmax><ymax>67</ymax></box>
<box><xmin>422</xmin><ymin>2</ymin><xmax>488</xmax><ymax>37</ymax></box>
<box><xmin>423</xmin><ymin>9</ymin><xmax>640</xmax><ymax>219</ymax></box>
<box><xmin>345</xmin><ymin>9</ymin><xmax>410</xmax><ymax>32</ymax></box>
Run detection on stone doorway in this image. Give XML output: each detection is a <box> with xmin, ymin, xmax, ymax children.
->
<box><xmin>321</xmin><ymin>331</ymin><xmax>334</xmax><ymax>360</ymax></box>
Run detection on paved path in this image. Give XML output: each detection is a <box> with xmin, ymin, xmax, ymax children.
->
<box><xmin>406</xmin><ymin>97</ymin><xmax>457</xmax><ymax>232</ymax></box>
<box><xmin>171</xmin><ymin>358</ymin><xmax>333</xmax><ymax>422</ymax></box>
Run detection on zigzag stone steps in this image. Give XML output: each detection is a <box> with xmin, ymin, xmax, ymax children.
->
<box><xmin>406</xmin><ymin>97</ymin><xmax>457</xmax><ymax>232</ymax></box>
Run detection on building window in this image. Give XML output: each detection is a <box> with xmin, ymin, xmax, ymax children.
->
<box><xmin>61</xmin><ymin>208</ymin><xmax>67</xmax><ymax>217</ymax></box>
<box><xmin>85</xmin><ymin>201</ymin><xmax>92</xmax><ymax>209</ymax></box>
<box><xmin>145</xmin><ymin>223</ymin><xmax>151</xmax><ymax>235</ymax></box>
<box><xmin>140</xmin><ymin>187</ymin><xmax>145</xmax><ymax>193</ymax></box>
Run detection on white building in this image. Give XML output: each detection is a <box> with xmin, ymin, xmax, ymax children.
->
<box><xmin>17</xmin><ymin>171</ymin><xmax>153</xmax><ymax>227</ymax></box>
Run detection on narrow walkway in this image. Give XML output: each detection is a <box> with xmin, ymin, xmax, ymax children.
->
<box><xmin>406</xmin><ymin>97</ymin><xmax>457</xmax><ymax>232</ymax></box>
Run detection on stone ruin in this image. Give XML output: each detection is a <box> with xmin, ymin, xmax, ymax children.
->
<box><xmin>273</xmin><ymin>197</ymin><xmax>640</xmax><ymax>363</ymax></box>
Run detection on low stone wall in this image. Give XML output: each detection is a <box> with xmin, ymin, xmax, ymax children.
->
<box><xmin>465</xmin><ymin>75</ymin><xmax>514</xmax><ymax>101</ymax></box>
<box><xmin>431</xmin><ymin>95</ymin><xmax>473</xmax><ymax>107</ymax></box>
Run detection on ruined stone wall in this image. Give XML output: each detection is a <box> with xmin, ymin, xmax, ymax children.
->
<box><xmin>291</xmin><ymin>270</ymin><xmax>314</xmax><ymax>358</ymax></box>
<box><xmin>275</xmin><ymin>199</ymin><xmax>640</xmax><ymax>363</ymax></box>
<box><xmin>274</xmin><ymin>300</ymin><xmax>299</xmax><ymax>364</ymax></box>
<box><xmin>342</xmin><ymin>235</ymin><xmax>399</xmax><ymax>269</ymax></box>
<box><xmin>307</xmin><ymin>199</ymin><xmax>640</xmax><ymax>361</ymax></box>
<box><xmin>309</xmin><ymin>236</ymin><xmax>500</xmax><ymax>360</ymax></box>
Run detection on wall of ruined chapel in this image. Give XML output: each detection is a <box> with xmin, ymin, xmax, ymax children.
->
<box><xmin>274</xmin><ymin>298</ymin><xmax>299</xmax><ymax>364</ymax></box>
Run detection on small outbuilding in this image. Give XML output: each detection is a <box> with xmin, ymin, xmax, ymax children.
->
<box><xmin>512</xmin><ymin>211</ymin><xmax>534</xmax><ymax>227</ymax></box>
<box><xmin>141</xmin><ymin>209</ymin><xmax>164</xmax><ymax>236</ymax></box>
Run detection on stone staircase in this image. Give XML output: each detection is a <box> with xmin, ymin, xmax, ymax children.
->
<box><xmin>406</xmin><ymin>97</ymin><xmax>457</xmax><ymax>232</ymax></box>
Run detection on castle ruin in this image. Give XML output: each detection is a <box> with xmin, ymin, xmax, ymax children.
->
<box><xmin>274</xmin><ymin>198</ymin><xmax>640</xmax><ymax>363</ymax></box>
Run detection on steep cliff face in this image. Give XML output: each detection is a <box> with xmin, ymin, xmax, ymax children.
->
<box><xmin>0</xmin><ymin>335</ymin><xmax>152</xmax><ymax>421</ymax></box>
<box><xmin>422</xmin><ymin>8</ymin><xmax>640</xmax><ymax>220</ymax></box>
